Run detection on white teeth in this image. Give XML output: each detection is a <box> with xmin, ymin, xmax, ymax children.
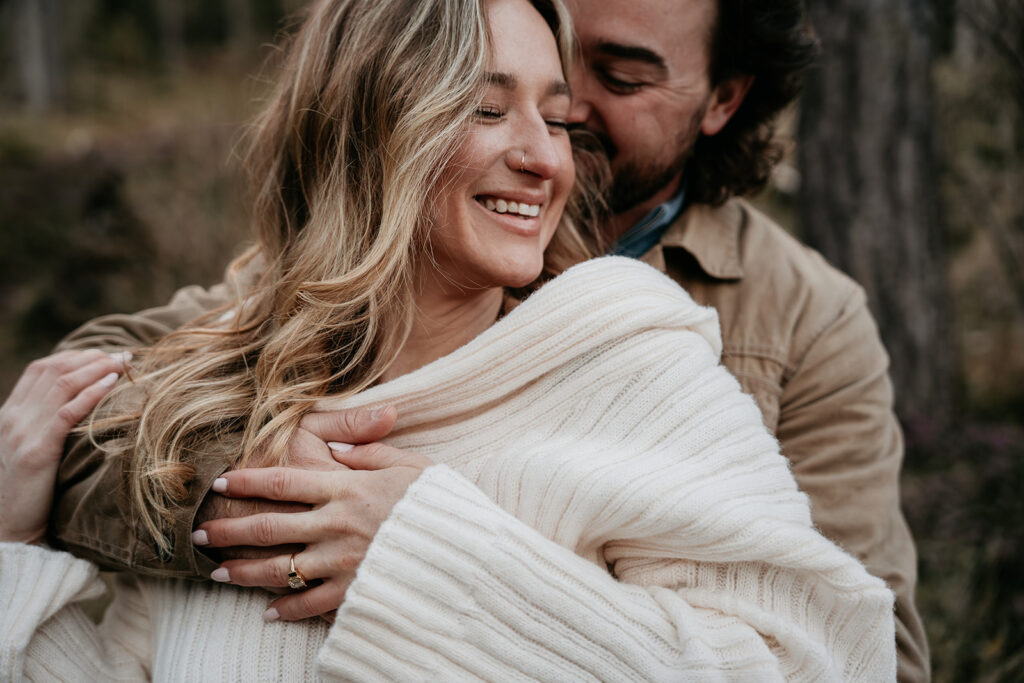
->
<box><xmin>478</xmin><ymin>196</ymin><xmax>541</xmax><ymax>217</ymax></box>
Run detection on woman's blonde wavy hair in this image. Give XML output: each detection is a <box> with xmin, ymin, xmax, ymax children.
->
<box><xmin>90</xmin><ymin>0</ymin><xmax>606</xmax><ymax>553</ymax></box>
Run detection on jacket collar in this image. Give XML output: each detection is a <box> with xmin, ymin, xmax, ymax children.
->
<box><xmin>640</xmin><ymin>200</ymin><xmax>746</xmax><ymax>280</ymax></box>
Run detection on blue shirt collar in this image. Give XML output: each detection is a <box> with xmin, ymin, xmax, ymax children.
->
<box><xmin>609</xmin><ymin>186</ymin><xmax>688</xmax><ymax>258</ymax></box>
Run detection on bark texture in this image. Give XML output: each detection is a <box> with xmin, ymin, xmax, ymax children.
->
<box><xmin>798</xmin><ymin>0</ymin><xmax>953</xmax><ymax>423</ymax></box>
<box><xmin>12</xmin><ymin>0</ymin><xmax>62</xmax><ymax>112</ymax></box>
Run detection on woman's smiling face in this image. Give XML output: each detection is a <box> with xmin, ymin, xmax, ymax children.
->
<box><xmin>428</xmin><ymin>0</ymin><xmax>575</xmax><ymax>291</ymax></box>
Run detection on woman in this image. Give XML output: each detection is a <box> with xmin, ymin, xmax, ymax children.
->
<box><xmin>0</xmin><ymin>0</ymin><xmax>896</xmax><ymax>679</ymax></box>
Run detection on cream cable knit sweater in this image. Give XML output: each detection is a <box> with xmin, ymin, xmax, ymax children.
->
<box><xmin>1</xmin><ymin>257</ymin><xmax>895</xmax><ymax>681</ymax></box>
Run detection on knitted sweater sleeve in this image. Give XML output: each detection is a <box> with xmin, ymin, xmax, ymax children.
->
<box><xmin>0</xmin><ymin>543</ymin><xmax>151</xmax><ymax>680</ymax></box>
<box><xmin>316</xmin><ymin>339</ymin><xmax>896</xmax><ymax>681</ymax></box>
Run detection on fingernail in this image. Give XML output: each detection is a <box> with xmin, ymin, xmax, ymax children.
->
<box><xmin>327</xmin><ymin>442</ymin><xmax>354</xmax><ymax>453</ymax></box>
<box><xmin>108</xmin><ymin>351</ymin><xmax>133</xmax><ymax>366</ymax></box>
<box><xmin>212</xmin><ymin>477</ymin><xmax>228</xmax><ymax>493</ymax></box>
<box><xmin>211</xmin><ymin>567</ymin><xmax>230</xmax><ymax>582</ymax></box>
<box><xmin>191</xmin><ymin>530</ymin><xmax>209</xmax><ymax>546</ymax></box>
<box><xmin>263</xmin><ymin>607</ymin><xmax>280</xmax><ymax>622</ymax></box>
<box><xmin>98</xmin><ymin>372</ymin><xmax>119</xmax><ymax>387</ymax></box>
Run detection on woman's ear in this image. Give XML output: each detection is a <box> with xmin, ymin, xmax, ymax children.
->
<box><xmin>700</xmin><ymin>74</ymin><xmax>754</xmax><ymax>136</ymax></box>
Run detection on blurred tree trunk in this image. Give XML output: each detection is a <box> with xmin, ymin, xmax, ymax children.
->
<box><xmin>968</xmin><ymin>0</ymin><xmax>1024</xmax><ymax>315</ymax></box>
<box><xmin>798</xmin><ymin>0</ymin><xmax>953</xmax><ymax>423</ymax></box>
<box><xmin>155</xmin><ymin>0</ymin><xmax>185</xmax><ymax>72</ymax></box>
<box><xmin>12</xmin><ymin>0</ymin><xmax>62</xmax><ymax>112</ymax></box>
<box><xmin>225</xmin><ymin>0</ymin><xmax>256</xmax><ymax>56</ymax></box>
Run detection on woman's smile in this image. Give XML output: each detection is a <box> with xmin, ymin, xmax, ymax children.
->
<box><xmin>473</xmin><ymin>191</ymin><xmax>546</xmax><ymax>236</ymax></box>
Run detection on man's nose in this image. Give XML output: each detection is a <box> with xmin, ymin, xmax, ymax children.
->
<box><xmin>567</xmin><ymin>62</ymin><xmax>594</xmax><ymax>125</ymax></box>
<box><xmin>568</xmin><ymin>97</ymin><xmax>592</xmax><ymax>125</ymax></box>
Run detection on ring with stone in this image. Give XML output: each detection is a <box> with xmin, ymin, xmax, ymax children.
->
<box><xmin>288</xmin><ymin>553</ymin><xmax>308</xmax><ymax>590</ymax></box>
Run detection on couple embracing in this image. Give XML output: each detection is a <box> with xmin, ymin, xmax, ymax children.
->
<box><xmin>0</xmin><ymin>0</ymin><xmax>926</xmax><ymax>680</ymax></box>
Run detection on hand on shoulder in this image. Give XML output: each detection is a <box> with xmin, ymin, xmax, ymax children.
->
<box><xmin>192</xmin><ymin>407</ymin><xmax>432</xmax><ymax>622</ymax></box>
<box><xmin>0</xmin><ymin>350</ymin><xmax>128</xmax><ymax>544</ymax></box>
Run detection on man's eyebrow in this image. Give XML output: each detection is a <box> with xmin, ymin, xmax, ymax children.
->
<box><xmin>594</xmin><ymin>42</ymin><xmax>667</xmax><ymax>72</ymax></box>
<box><xmin>485</xmin><ymin>71</ymin><xmax>571</xmax><ymax>98</ymax></box>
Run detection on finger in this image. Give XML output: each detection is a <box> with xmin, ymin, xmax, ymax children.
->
<box><xmin>214</xmin><ymin>542</ymin><xmax>306</xmax><ymax>563</ymax></box>
<box><xmin>215</xmin><ymin>466</ymin><xmax>334</xmax><ymax>503</ymax></box>
<box><xmin>49</xmin><ymin>353</ymin><xmax>123</xmax><ymax>402</ymax></box>
<box><xmin>214</xmin><ymin>553</ymin><xmax>297</xmax><ymax>587</ymax></box>
<box><xmin>287</xmin><ymin>428</ymin><xmax>348</xmax><ymax>471</ymax></box>
<box><xmin>215</xmin><ymin>548</ymin><xmax>326</xmax><ymax>588</ymax></box>
<box><xmin>331</xmin><ymin>442</ymin><xmax>431</xmax><ymax>472</ymax></box>
<box><xmin>5</xmin><ymin>350</ymin><xmax>108</xmax><ymax>405</ymax></box>
<box><xmin>54</xmin><ymin>371</ymin><xmax>121</xmax><ymax>430</ymax></box>
<box><xmin>264</xmin><ymin>580</ymin><xmax>348</xmax><ymax>622</ymax></box>
<box><xmin>197</xmin><ymin>510</ymin><xmax>317</xmax><ymax>548</ymax></box>
<box><xmin>299</xmin><ymin>405</ymin><xmax>397</xmax><ymax>445</ymax></box>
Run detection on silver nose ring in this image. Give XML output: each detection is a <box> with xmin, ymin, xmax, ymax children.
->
<box><xmin>520</xmin><ymin>151</ymin><xmax>526</xmax><ymax>173</ymax></box>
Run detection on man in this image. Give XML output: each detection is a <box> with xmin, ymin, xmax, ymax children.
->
<box><xmin>52</xmin><ymin>0</ymin><xmax>928</xmax><ymax>679</ymax></box>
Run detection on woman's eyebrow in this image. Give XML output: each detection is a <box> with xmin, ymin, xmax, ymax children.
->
<box><xmin>485</xmin><ymin>71</ymin><xmax>517</xmax><ymax>89</ymax></box>
<box><xmin>485</xmin><ymin>72</ymin><xmax>570</xmax><ymax>98</ymax></box>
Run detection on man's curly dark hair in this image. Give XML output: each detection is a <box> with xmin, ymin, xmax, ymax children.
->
<box><xmin>686</xmin><ymin>0</ymin><xmax>819</xmax><ymax>206</ymax></box>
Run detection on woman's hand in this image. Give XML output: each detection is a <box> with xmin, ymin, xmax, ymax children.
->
<box><xmin>0</xmin><ymin>349</ymin><xmax>128</xmax><ymax>544</ymax></box>
<box><xmin>194</xmin><ymin>442</ymin><xmax>432</xmax><ymax>622</ymax></box>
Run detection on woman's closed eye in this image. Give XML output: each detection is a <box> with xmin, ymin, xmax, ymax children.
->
<box><xmin>475</xmin><ymin>105</ymin><xmax>505</xmax><ymax>121</ymax></box>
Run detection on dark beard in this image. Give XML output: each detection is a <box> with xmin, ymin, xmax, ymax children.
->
<box><xmin>596</xmin><ymin>104</ymin><xmax>706</xmax><ymax>215</ymax></box>
<box><xmin>606</xmin><ymin>149</ymin><xmax>691</xmax><ymax>214</ymax></box>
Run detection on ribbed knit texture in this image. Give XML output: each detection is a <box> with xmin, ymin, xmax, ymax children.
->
<box><xmin>0</xmin><ymin>257</ymin><xmax>895</xmax><ymax>681</ymax></box>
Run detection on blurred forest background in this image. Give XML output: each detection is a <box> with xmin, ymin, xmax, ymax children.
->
<box><xmin>0</xmin><ymin>0</ymin><xmax>1022</xmax><ymax>679</ymax></box>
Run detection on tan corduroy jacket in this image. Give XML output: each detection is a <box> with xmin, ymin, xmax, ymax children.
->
<box><xmin>50</xmin><ymin>198</ymin><xmax>928</xmax><ymax>682</ymax></box>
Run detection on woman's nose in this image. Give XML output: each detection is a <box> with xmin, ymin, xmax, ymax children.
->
<box><xmin>506</xmin><ymin>129</ymin><xmax>563</xmax><ymax>180</ymax></box>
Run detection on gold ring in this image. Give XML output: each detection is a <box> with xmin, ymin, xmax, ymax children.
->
<box><xmin>520</xmin><ymin>151</ymin><xmax>526</xmax><ymax>173</ymax></box>
<box><xmin>288</xmin><ymin>553</ymin><xmax>308</xmax><ymax>590</ymax></box>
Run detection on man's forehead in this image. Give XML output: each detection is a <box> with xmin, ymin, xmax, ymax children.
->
<box><xmin>569</xmin><ymin>0</ymin><xmax>716</xmax><ymax>62</ymax></box>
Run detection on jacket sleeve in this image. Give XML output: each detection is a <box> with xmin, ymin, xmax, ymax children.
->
<box><xmin>48</xmin><ymin>280</ymin><xmax>233</xmax><ymax>578</ymax></box>
<box><xmin>54</xmin><ymin>281</ymin><xmax>235</xmax><ymax>353</ymax></box>
<box><xmin>0</xmin><ymin>543</ymin><xmax>152</xmax><ymax>680</ymax></box>
<box><xmin>775</xmin><ymin>286</ymin><xmax>929</xmax><ymax>683</ymax></box>
<box><xmin>317</xmin><ymin>345</ymin><xmax>896</xmax><ymax>681</ymax></box>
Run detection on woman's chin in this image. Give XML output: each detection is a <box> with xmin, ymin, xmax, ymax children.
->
<box><xmin>494</xmin><ymin>260</ymin><xmax>545</xmax><ymax>289</ymax></box>
<box><xmin>434</xmin><ymin>253</ymin><xmax>546</xmax><ymax>293</ymax></box>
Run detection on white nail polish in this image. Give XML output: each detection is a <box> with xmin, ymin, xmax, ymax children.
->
<box><xmin>191</xmin><ymin>530</ymin><xmax>209</xmax><ymax>546</ymax></box>
<box><xmin>212</xmin><ymin>477</ymin><xmax>228</xmax><ymax>493</ymax></box>
<box><xmin>211</xmin><ymin>567</ymin><xmax>230</xmax><ymax>582</ymax></box>
<box><xmin>263</xmin><ymin>607</ymin><xmax>280</xmax><ymax>622</ymax></box>
<box><xmin>328</xmin><ymin>442</ymin><xmax>354</xmax><ymax>452</ymax></box>
<box><xmin>98</xmin><ymin>372</ymin><xmax>119</xmax><ymax>387</ymax></box>
<box><xmin>108</xmin><ymin>351</ymin><xmax>133</xmax><ymax>366</ymax></box>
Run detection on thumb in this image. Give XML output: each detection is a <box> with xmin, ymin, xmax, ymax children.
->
<box><xmin>299</xmin><ymin>405</ymin><xmax>397</xmax><ymax>445</ymax></box>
